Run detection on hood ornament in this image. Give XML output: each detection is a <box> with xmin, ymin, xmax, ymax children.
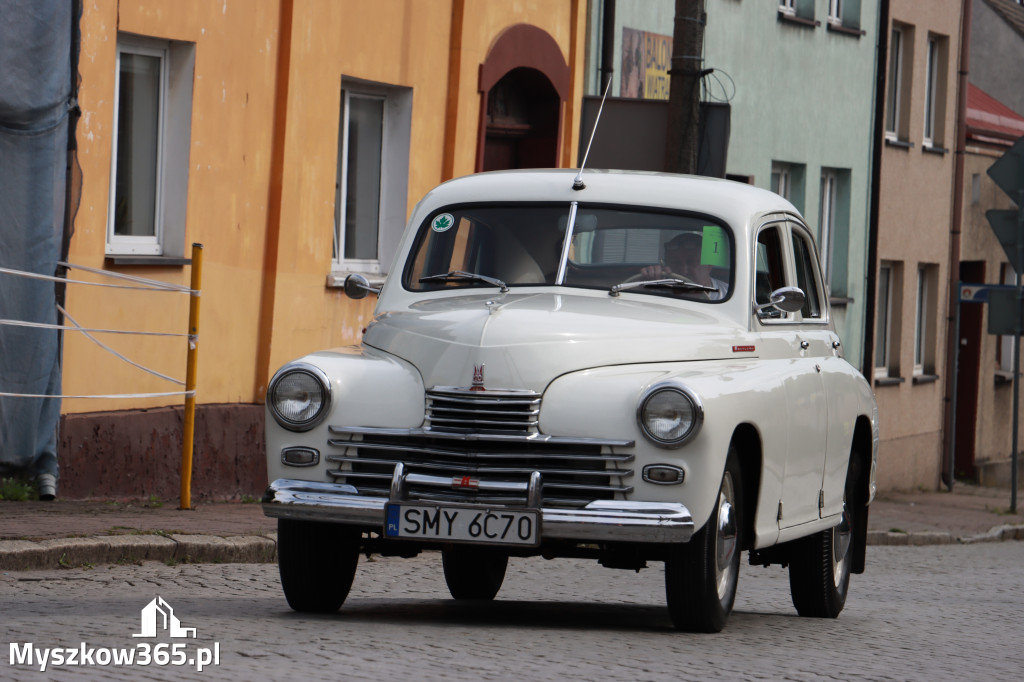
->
<box><xmin>471</xmin><ymin>364</ymin><xmax>486</xmax><ymax>391</ymax></box>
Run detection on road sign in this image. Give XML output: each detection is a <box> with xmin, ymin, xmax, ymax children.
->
<box><xmin>959</xmin><ymin>282</ymin><xmax>1018</xmax><ymax>303</ymax></box>
<box><xmin>988</xmin><ymin>288</ymin><xmax>1024</xmax><ymax>335</ymax></box>
<box><xmin>988</xmin><ymin>136</ymin><xmax>1024</xmax><ymax>199</ymax></box>
<box><xmin>988</xmin><ymin>209</ymin><xmax>1024</xmax><ymax>276</ymax></box>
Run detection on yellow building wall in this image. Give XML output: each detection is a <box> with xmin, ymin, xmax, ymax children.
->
<box><xmin>65</xmin><ymin>0</ymin><xmax>584</xmax><ymax>415</ymax></box>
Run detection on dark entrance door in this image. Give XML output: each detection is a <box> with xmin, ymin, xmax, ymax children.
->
<box><xmin>482</xmin><ymin>68</ymin><xmax>560</xmax><ymax>171</ymax></box>
<box><xmin>955</xmin><ymin>261</ymin><xmax>985</xmax><ymax>479</ymax></box>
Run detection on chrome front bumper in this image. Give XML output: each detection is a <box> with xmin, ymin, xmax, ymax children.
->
<box><xmin>262</xmin><ymin>477</ymin><xmax>694</xmax><ymax>544</ymax></box>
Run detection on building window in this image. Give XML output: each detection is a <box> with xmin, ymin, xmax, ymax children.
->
<box><xmin>923</xmin><ymin>34</ymin><xmax>948</xmax><ymax>149</ymax></box>
<box><xmin>828</xmin><ymin>0</ymin><xmax>843</xmax><ymax>25</ymax></box>
<box><xmin>770</xmin><ymin>161</ymin><xmax>806</xmax><ymax>213</ymax></box>
<box><xmin>779</xmin><ymin>0</ymin><xmax>797</xmax><ymax>15</ymax></box>
<box><xmin>778</xmin><ymin>0</ymin><xmax>816</xmax><ymax>24</ymax></box>
<box><xmin>886</xmin><ymin>24</ymin><xmax>913</xmax><ymax>143</ymax></box>
<box><xmin>333</xmin><ymin>79</ymin><xmax>412</xmax><ymax>279</ymax></box>
<box><xmin>914</xmin><ymin>264</ymin><xmax>938</xmax><ymax>376</ymax></box>
<box><xmin>818</xmin><ymin>168</ymin><xmax>850</xmax><ymax>295</ymax></box>
<box><xmin>107</xmin><ymin>35</ymin><xmax>194</xmax><ymax>258</ymax></box>
<box><xmin>819</xmin><ymin>170</ymin><xmax>837</xmax><ymax>283</ymax></box>
<box><xmin>998</xmin><ymin>264</ymin><xmax>1016</xmax><ymax>374</ymax></box>
<box><xmin>876</xmin><ymin>261</ymin><xmax>901</xmax><ymax>379</ymax></box>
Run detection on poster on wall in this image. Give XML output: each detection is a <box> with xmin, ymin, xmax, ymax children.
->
<box><xmin>621</xmin><ymin>27</ymin><xmax>671</xmax><ymax>100</ymax></box>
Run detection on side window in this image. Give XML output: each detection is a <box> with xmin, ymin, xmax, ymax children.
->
<box><xmin>755</xmin><ymin>225</ymin><xmax>788</xmax><ymax>320</ymax></box>
<box><xmin>791</xmin><ymin>229</ymin><xmax>824</xmax><ymax>320</ymax></box>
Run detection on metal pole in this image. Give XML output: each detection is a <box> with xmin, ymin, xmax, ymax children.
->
<box><xmin>180</xmin><ymin>243</ymin><xmax>203</xmax><ymax>510</ymax></box>
<box><xmin>948</xmin><ymin>286</ymin><xmax>961</xmax><ymax>492</ymax></box>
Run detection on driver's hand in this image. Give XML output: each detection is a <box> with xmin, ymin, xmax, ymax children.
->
<box><xmin>640</xmin><ymin>264</ymin><xmax>671</xmax><ymax>280</ymax></box>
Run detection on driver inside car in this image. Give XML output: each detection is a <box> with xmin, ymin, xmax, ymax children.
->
<box><xmin>639</xmin><ymin>231</ymin><xmax>728</xmax><ymax>300</ymax></box>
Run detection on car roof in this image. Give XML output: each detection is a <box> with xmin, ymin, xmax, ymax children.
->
<box><xmin>418</xmin><ymin>169</ymin><xmax>801</xmax><ymax>231</ymax></box>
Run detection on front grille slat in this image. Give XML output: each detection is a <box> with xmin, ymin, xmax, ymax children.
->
<box><xmin>329</xmin><ymin>389</ymin><xmax>634</xmax><ymax>507</ymax></box>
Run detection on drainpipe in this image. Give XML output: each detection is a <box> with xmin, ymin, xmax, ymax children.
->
<box><xmin>441</xmin><ymin>0</ymin><xmax>465</xmax><ymax>182</ymax></box>
<box><xmin>253</xmin><ymin>0</ymin><xmax>295</xmax><ymax>401</ymax></box>
<box><xmin>862</xmin><ymin>0</ymin><xmax>890</xmax><ymax>382</ymax></box>
<box><xmin>942</xmin><ymin>0</ymin><xmax>973</xmax><ymax>490</ymax></box>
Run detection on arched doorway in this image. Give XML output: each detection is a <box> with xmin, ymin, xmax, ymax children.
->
<box><xmin>477</xmin><ymin>24</ymin><xmax>570</xmax><ymax>172</ymax></box>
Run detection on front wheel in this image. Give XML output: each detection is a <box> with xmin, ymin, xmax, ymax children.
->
<box><xmin>277</xmin><ymin>519</ymin><xmax>360</xmax><ymax>613</ymax></box>
<box><xmin>788</xmin><ymin>458</ymin><xmax>858</xmax><ymax>618</ymax></box>
<box><xmin>665</xmin><ymin>448</ymin><xmax>743</xmax><ymax>632</ymax></box>
<box><xmin>442</xmin><ymin>547</ymin><xmax>508</xmax><ymax>600</ymax></box>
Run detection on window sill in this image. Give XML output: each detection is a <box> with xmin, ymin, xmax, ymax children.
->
<box><xmin>874</xmin><ymin>376</ymin><xmax>905</xmax><ymax>387</ymax></box>
<box><xmin>912</xmin><ymin>374</ymin><xmax>939</xmax><ymax>385</ymax></box>
<box><xmin>922</xmin><ymin>144</ymin><xmax>949</xmax><ymax>155</ymax></box>
<box><xmin>826</xmin><ymin>23</ymin><xmax>865</xmax><ymax>37</ymax></box>
<box><xmin>995</xmin><ymin>370</ymin><xmax>1015</xmax><ymax>385</ymax></box>
<box><xmin>326</xmin><ymin>271</ymin><xmax>386</xmax><ymax>289</ymax></box>
<box><xmin>885</xmin><ymin>138</ymin><xmax>914</xmax><ymax>150</ymax></box>
<box><xmin>778</xmin><ymin>11</ymin><xmax>820</xmax><ymax>28</ymax></box>
<box><xmin>105</xmin><ymin>255</ymin><xmax>191</xmax><ymax>266</ymax></box>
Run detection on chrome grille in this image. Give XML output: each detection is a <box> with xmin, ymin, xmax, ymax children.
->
<box><xmin>425</xmin><ymin>388</ymin><xmax>540</xmax><ymax>434</ymax></box>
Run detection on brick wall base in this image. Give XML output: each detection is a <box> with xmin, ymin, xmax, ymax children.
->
<box><xmin>58</xmin><ymin>404</ymin><xmax>266</xmax><ymax>501</ymax></box>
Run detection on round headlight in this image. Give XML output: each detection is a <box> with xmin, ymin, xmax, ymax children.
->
<box><xmin>638</xmin><ymin>385</ymin><xmax>703</xmax><ymax>447</ymax></box>
<box><xmin>268</xmin><ymin>364</ymin><xmax>331</xmax><ymax>431</ymax></box>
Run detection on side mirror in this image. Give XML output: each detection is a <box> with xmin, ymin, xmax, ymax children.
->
<box><xmin>343</xmin><ymin>274</ymin><xmax>381</xmax><ymax>300</ymax></box>
<box><xmin>755</xmin><ymin>286</ymin><xmax>805</xmax><ymax>314</ymax></box>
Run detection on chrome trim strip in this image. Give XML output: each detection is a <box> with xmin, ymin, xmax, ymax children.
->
<box><xmin>262</xmin><ymin>479</ymin><xmax>693</xmax><ymax>543</ymax></box>
<box><xmin>325</xmin><ymin>456</ymin><xmax>631</xmax><ymax>478</ymax></box>
<box><xmin>327</xmin><ymin>425</ymin><xmax>635</xmax><ymax>448</ymax></box>
<box><xmin>327</xmin><ymin>442</ymin><xmax>634</xmax><ymax>463</ymax></box>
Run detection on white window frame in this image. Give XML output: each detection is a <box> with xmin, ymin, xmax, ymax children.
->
<box><xmin>999</xmin><ymin>265</ymin><xmax>1016</xmax><ymax>374</ymax></box>
<box><xmin>779</xmin><ymin>0</ymin><xmax>796</xmax><ymax>16</ymax></box>
<box><xmin>107</xmin><ymin>39</ymin><xmax>168</xmax><ymax>256</ymax></box>
<box><xmin>886</xmin><ymin>27</ymin><xmax>903</xmax><ymax>141</ymax></box>
<box><xmin>828</xmin><ymin>0</ymin><xmax>843</xmax><ymax>26</ymax></box>
<box><xmin>771</xmin><ymin>163</ymin><xmax>791</xmax><ymax>201</ymax></box>
<box><xmin>819</xmin><ymin>170</ymin><xmax>838</xmax><ymax>284</ymax></box>
<box><xmin>336</xmin><ymin>90</ymin><xmax>386</xmax><ymax>274</ymax></box>
<box><xmin>331</xmin><ymin>79</ymin><xmax>412</xmax><ymax>282</ymax></box>
<box><xmin>914</xmin><ymin>266</ymin><xmax>928</xmax><ymax>375</ymax></box>
<box><xmin>923</xmin><ymin>36</ymin><xmax>939</xmax><ymax>147</ymax></box>
<box><xmin>876</xmin><ymin>263</ymin><xmax>894</xmax><ymax>378</ymax></box>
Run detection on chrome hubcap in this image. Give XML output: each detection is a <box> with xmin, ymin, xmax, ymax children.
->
<box><xmin>832</xmin><ymin>502</ymin><xmax>852</xmax><ymax>589</ymax></box>
<box><xmin>714</xmin><ymin>473</ymin><xmax>738</xmax><ymax>601</ymax></box>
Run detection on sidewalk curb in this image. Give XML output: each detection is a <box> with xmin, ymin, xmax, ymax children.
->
<box><xmin>2</xmin><ymin>525</ymin><xmax>1022</xmax><ymax>571</ymax></box>
<box><xmin>0</xmin><ymin>534</ymin><xmax>277</xmax><ymax>571</ymax></box>
<box><xmin>866</xmin><ymin>523</ymin><xmax>1024</xmax><ymax>546</ymax></box>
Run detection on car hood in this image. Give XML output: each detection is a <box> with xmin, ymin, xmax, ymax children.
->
<box><xmin>362</xmin><ymin>292</ymin><xmax>746</xmax><ymax>393</ymax></box>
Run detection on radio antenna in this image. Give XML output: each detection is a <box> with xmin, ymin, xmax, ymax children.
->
<box><xmin>573</xmin><ymin>78</ymin><xmax>612</xmax><ymax>191</ymax></box>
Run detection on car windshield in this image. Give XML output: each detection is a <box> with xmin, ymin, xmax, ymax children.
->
<box><xmin>404</xmin><ymin>204</ymin><xmax>732</xmax><ymax>301</ymax></box>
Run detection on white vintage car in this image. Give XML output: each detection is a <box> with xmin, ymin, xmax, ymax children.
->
<box><xmin>262</xmin><ymin>169</ymin><xmax>879</xmax><ymax>632</ymax></box>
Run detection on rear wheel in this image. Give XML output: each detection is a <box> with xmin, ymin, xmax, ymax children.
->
<box><xmin>277</xmin><ymin>519</ymin><xmax>360</xmax><ymax>613</ymax></box>
<box><xmin>788</xmin><ymin>458</ymin><xmax>858</xmax><ymax>618</ymax></box>
<box><xmin>665</xmin><ymin>449</ymin><xmax>743</xmax><ymax>632</ymax></box>
<box><xmin>442</xmin><ymin>547</ymin><xmax>508</xmax><ymax>600</ymax></box>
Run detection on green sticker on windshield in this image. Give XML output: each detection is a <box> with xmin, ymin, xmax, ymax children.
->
<box><xmin>701</xmin><ymin>225</ymin><xmax>728</xmax><ymax>267</ymax></box>
<box><xmin>432</xmin><ymin>213</ymin><xmax>455</xmax><ymax>233</ymax></box>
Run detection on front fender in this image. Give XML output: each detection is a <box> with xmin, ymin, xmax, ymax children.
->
<box><xmin>265</xmin><ymin>346</ymin><xmax>425</xmax><ymax>483</ymax></box>
<box><xmin>540</xmin><ymin>360</ymin><xmax>787</xmax><ymax>534</ymax></box>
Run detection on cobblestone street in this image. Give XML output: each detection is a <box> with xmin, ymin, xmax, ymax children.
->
<box><xmin>3</xmin><ymin>542</ymin><xmax>1022</xmax><ymax>681</ymax></box>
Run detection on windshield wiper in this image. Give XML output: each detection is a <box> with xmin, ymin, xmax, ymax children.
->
<box><xmin>609</xmin><ymin>278</ymin><xmax>718</xmax><ymax>297</ymax></box>
<box><xmin>419</xmin><ymin>270</ymin><xmax>509</xmax><ymax>293</ymax></box>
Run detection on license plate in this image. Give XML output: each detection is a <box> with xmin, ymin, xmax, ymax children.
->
<box><xmin>384</xmin><ymin>504</ymin><xmax>540</xmax><ymax>546</ymax></box>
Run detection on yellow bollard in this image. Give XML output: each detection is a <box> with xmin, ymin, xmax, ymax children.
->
<box><xmin>180</xmin><ymin>243</ymin><xmax>203</xmax><ymax>510</ymax></box>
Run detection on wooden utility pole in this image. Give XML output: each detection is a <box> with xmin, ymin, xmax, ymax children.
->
<box><xmin>664</xmin><ymin>0</ymin><xmax>706</xmax><ymax>174</ymax></box>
